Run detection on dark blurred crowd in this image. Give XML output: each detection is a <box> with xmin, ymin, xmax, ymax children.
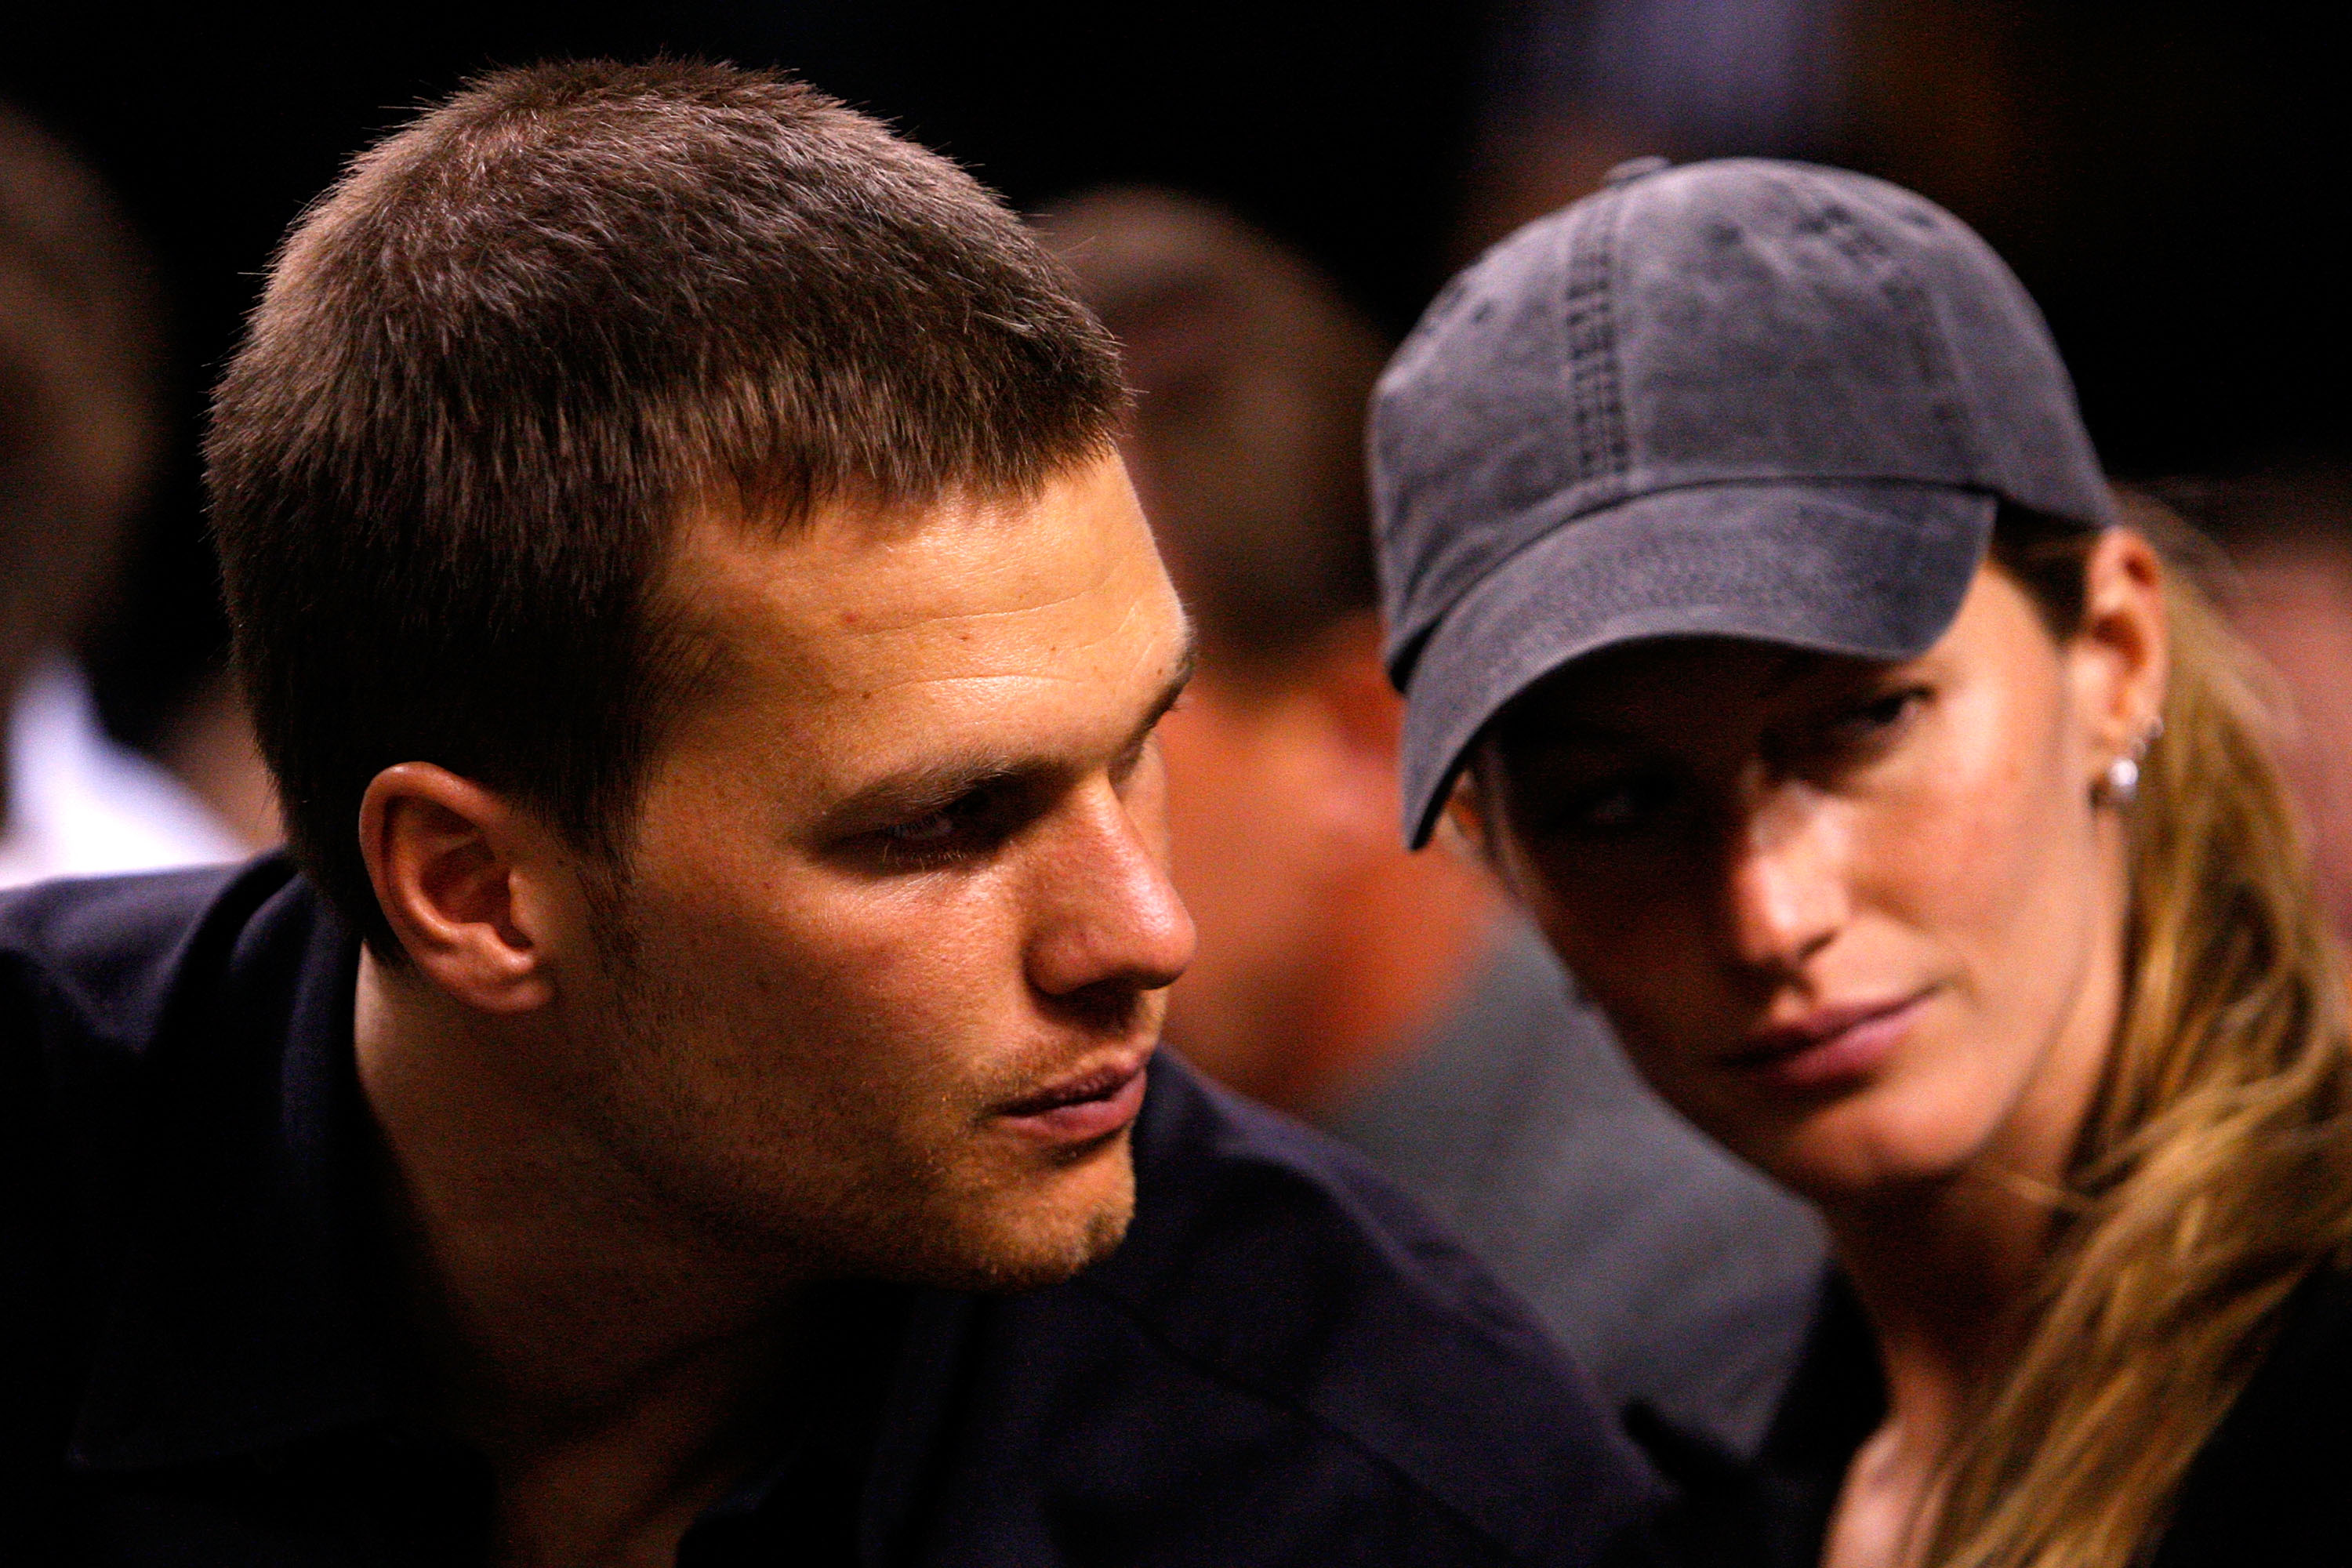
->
<box><xmin>3</xmin><ymin>0</ymin><xmax>2347</xmax><ymax>1458</ymax></box>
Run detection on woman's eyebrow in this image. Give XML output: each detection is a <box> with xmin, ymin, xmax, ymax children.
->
<box><xmin>1758</xmin><ymin>648</ymin><xmax>1834</xmax><ymax>698</ymax></box>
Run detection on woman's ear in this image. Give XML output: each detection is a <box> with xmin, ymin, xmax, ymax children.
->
<box><xmin>1439</xmin><ymin>762</ymin><xmax>1510</xmax><ymax>885</ymax></box>
<box><xmin>2069</xmin><ymin>526</ymin><xmax>2171</xmax><ymax>783</ymax></box>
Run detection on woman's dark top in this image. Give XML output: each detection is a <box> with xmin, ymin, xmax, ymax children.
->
<box><xmin>1628</xmin><ymin>1267</ymin><xmax>2352</xmax><ymax>1566</ymax></box>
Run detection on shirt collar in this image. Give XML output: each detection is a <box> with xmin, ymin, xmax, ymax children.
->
<box><xmin>67</xmin><ymin>860</ymin><xmax>396</xmax><ymax>1472</ymax></box>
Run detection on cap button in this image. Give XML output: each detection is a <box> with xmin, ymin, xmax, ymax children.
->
<box><xmin>1602</xmin><ymin>154</ymin><xmax>1672</xmax><ymax>188</ymax></box>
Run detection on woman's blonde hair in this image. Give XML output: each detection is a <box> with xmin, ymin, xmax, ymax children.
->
<box><xmin>1931</xmin><ymin>492</ymin><xmax>2352</xmax><ymax>1566</ymax></box>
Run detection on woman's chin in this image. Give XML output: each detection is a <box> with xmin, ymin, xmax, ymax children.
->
<box><xmin>1755</xmin><ymin>1091</ymin><xmax>2001</xmax><ymax>1207</ymax></box>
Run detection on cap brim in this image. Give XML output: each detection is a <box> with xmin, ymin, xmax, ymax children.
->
<box><xmin>1398</xmin><ymin>481</ymin><xmax>1999</xmax><ymax>847</ymax></box>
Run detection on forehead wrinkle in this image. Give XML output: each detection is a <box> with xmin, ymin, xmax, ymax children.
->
<box><xmin>848</xmin><ymin>601</ymin><xmax>1189</xmax><ymax>706</ymax></box>
<box><xmin>804</xmin><ymin>583</ymin><xmax>1172</xmax><ymax>700</ymax></box>
<box><xmin>818</xmin><ymin>608</ymin><xmax>1190</xmax><ymax>754</ymax></box>
<box><xmin>828</xmin><ymin>670</ymin><xmax>1119</xmax><ymax>702</ymax></box>
<box><xmin>818</xmin><ymin>630</ymin><xmax>1180</xmax><ymax>702</ymax></box>
<box><xmin>815</xmin><ymin>622</ymin><xmax>1194</xmax><ymax>823</ymax></box>
<box><xmin>815</xmin><ymin>550</ymin><xmax>1131</xmax><ymax>642</ymax></box>
<box><xmin>1105</xmin><ymin>595</ymin><xmax>1187</xmax><ymax>691</ymax></box>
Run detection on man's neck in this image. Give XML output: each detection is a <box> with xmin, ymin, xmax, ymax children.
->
<box><xmin>354</xmin><ymin>949</ymin><xmax>806</xmax><ymax>1564</ymax></box>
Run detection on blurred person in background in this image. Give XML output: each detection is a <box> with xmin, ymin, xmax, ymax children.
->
<box><xmin>1042</xmin><ymin>187</ymin><xmax>1825</xmax><ymax>1452</ymax></box>
<box><xmin>1376</xmin><ymin>156</ymin><xmax>2352</xmax><ymax>1566</ymax></box>
<box><xmin>0</xmin><ymin>103</ymin><xmax>245</xmax><ymax>887</ymax></box>
<box><xmin>2162</xmin><ymin>469</ymin><xmax>2352</xmax><ymax>944</ymax></box>
<box><xmin>1464</xmin><ymin>0</ymin><xmax>1851</xmax><ymax>254</ymax></box>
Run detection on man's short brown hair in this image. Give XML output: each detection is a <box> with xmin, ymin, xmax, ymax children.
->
<box><xmin>209</xmin><ymin>60</ymin><xmax>1125</xmax><ymax>953</ymax></box>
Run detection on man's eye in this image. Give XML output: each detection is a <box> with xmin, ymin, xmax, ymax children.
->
<box><xmin>870</xmin><ymin>807</ymin><xmax>981</xmax><ymax>866</ymax></box>
<box><xmin>882</xmin><ymin>811</ymin><xmax>960</xmax><ymax>848</ymax></box>
<box><xmin>861</xmin><ymin>785</ymin><xmax>1027</xmax><ymax>869</ymax></box>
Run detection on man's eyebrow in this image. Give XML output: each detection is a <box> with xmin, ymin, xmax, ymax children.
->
<box><xmin>817</xmin><ymin>633</ymin><xmax>1198</xmax><ymax>836</ymax></box>
<box><xmin>1126</xmin><ymin>633</ymin><xmax>1198</xmax><ymax>753</ymax></box>
<box><xmin>818</xmin><ymin>757</ymin><xmax>1024</xmax><ymax>838</ymax></box>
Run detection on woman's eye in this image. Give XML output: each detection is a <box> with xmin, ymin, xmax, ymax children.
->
<box><xmin>1540</xmin><ymin>771</ymin><xmax>1681</xmax><ymax>837</ymax></box>
<box><xmin>1827</xmin><ymin>687</ymin><xmax>1926</xmax><ymax>745</ymax></box>
<box><xmin>1581</xmin><ymin>785</ymin><xmax>1646</xmax><ymax>828</ymax></box>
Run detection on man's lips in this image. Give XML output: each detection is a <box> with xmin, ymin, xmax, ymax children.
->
<box><xmin>993</xmin><ymin>1053</ymin><xmax>1152</xmax><ymax>1144</ymax></box>
<box><xmin>1724</xmin><ymin>989</ymin><xmax>1934</xmax><ymax>1091</ymax></box>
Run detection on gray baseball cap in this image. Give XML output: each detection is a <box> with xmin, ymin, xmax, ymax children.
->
<box><xmin>1371</xmin><ymin>157</ymin><xmax>2114</xmax><ymax>848</ymax></box>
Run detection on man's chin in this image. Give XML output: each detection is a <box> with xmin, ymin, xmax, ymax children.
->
<box><xmin>912</xmin><ymin>1162</ymin><xmax>1138</xmax><ymax>1293</ymax></box>
<box><xmin>967</xmin><ymin>1201</ymin><xmax>1134</xmax><ymax>1292</ymax></box>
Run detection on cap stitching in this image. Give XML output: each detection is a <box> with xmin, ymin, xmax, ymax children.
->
<box><xmin>1563</xmin><ymin>187</ymin><xmax>1631</xmax><ymax>486</ymax></box>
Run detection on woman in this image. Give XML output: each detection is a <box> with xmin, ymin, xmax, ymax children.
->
<box><xmin>1366</xmin><ymin>158</ymin><xmax>2352</xmax><ymax>1566</ymax></box>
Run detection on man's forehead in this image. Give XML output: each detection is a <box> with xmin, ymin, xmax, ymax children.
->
<box><xmin>677</xmin><ymin>466</ymin><xmax>1169</xmax><ymax>676</ymax></box>
<box><xmin>660</xmin><ymin>458</ymin><xmax>1186</xmax><ymax>792</ymax></box>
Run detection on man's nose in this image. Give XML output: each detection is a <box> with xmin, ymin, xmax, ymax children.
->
<box><xmin>1026</xmin><ymin>782</ymin><xmax>1196</xmax><ymax>1002</ymax></box>
<box><xmin>1717</xmin><ymin>775</ymin><xmax>1848</xmax><ymax>975</ymax></box>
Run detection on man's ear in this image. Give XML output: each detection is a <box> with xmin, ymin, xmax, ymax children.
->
<box><xmin>358</xmin><ymin>762</ymin><xmax>561</xmax><ymax>1014</ymax></box>
<box><xmin>2069</xmin><ymin>526</ymin><xmax>2171</xmax><ymax>786</ymax></box>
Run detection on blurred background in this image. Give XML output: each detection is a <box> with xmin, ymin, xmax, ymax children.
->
<box><xmin>5</xmin><ymin>1</ymin><xmax>2345</xmax><ymax>869</ymax></box>
<box><xmin>5</xmin><ymin>0</ymin><xmax>2346</xmax><ymax>860</ymax></box>
<box><xmin>5</xmin><ymin>0</ymin><xmax>2346</xmax><ymax>1448</ymax></box>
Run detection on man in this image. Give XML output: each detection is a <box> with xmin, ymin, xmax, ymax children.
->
<box><xmin>1040</xmin><ymin>189</ymin><xmax>1825</xmax><ymax>1450</ymax></box>
<box><xmin>1</xmin><ymin>103</ymin><xmax>248</xmax><ymax>885</ymax></box>
<box><xmin>0</xmin><ymin>62</ymin><xmax>1653</xmax><ymax>1566</ymax></box>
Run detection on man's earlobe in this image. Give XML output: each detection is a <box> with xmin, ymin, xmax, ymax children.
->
<box><xmin>358</xmin><ymin>763</ymin><xmax>557</xmax><ymax>1013</ymax></box>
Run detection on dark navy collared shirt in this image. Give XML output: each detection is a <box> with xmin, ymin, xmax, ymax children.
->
<box><xmin>1</xmin><ymin>857</ymin><xmax>1658</xmax><ymax>1565</ymax></box>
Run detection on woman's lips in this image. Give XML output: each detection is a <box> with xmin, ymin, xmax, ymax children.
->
<box><xmin>1726</xmin><ymin>990</ymin><xmax>1933</xmax><ymax>1091</ymax></box>
<box><xmin>993</xmin><ymin>1056</ymin><xmax>1151</xmax><ymax>1144</ymax></box>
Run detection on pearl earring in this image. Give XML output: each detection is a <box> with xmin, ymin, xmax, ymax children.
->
<box><xmin>2102</xmin><ymin>753</ymin><xmax>2140</xmax><ymax>809</ymax></box>
<box><xmin>2098</xmin><ymin>720</ymin><xmax>2162</xmax><ymax>810</ymax></box>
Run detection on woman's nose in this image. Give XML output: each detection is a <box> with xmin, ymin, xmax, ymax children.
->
<box><xmin>1718</xmin><ymin>779</ymin><xmax>1848</xmax><ymax>975</ymax></box>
